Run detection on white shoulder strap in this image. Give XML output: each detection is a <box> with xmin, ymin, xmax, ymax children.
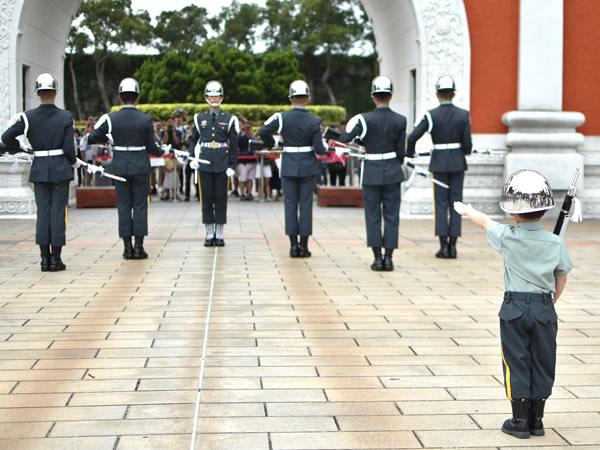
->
<box><xmin>264</xmin><ymin>112</ymin><xmax>283</xmax><ymax>134</ymax></box>
<box><xmin>194</xmin><ymin>113</ymin><xmax>201</xmax><ymax>133</ymax></box>
<box><xmin>346</xmin><ymin>114</ymin><xmax>367</xmax><ymax>140</ymax></box>
<box><xmin>424</xmin><ymin>111</ymin><xmax>433</xmax><ymax>133</ymax></box>
<box><xmin>95</xmin><ymin>113</ymin><xmax>112</xmax><ymax>134</ymax></box>
<box><xmin>228</xmin><ymin>115</ymin><xmax>240</xmax><ymax>134</ymax></box>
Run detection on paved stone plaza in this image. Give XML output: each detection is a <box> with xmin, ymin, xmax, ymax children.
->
<box><xmin>0</xmin><ymin>197</ymin><xmax>599</xmax><ymax>449</ymax></box>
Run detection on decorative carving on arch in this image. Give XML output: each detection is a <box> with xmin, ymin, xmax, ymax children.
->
<box><xmin>0</xmin><ymin>0</ymin><xmax>17</xmax><ymax>127</ymax></box>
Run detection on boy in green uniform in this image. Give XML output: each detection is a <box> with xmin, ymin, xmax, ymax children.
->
<box><xmin>454</xmin><ymin>169</ymin><xmax>573</xmax><ymax>439</ymax></box>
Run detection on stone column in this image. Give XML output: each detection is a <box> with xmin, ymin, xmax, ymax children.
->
<box><xmin>503</xmin><ymin>0</ymin><xmax>585</xmax><ymax>215</ymax></box>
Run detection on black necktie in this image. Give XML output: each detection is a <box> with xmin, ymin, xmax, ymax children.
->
<box><xmin>211</xmin><ymin>112</ymin><xmax>216</xmax><ymax>124</ymax></box>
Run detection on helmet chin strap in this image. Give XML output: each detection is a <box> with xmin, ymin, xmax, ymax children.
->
<box><xmin>206</xmin><ymin>97</ymin><xmax>223</xmax><ymax>108</ymax></box>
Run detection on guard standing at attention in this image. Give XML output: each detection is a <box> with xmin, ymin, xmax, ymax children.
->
<box><xmin>339</xmin><ymin>75</ymin><xmax>407</xmax><ymax>271</ymax></box>
<box><xmin>189</xmin><ymin>80</ymin><xmax>239</xmax><ymax>247</ymax></box>
<box><xmin>1</xmin><ymin>73</ymin><xmax>80</xmax><ymax>272</ymax></box>
<box><xmin>406</xmin><ymin>75</ymin><xmax>472</xmax><ymax>259</ymax></box>
<box><xmin>258</xmin><ymin>80</ymin><xmax>327</xmax><ymax>258</ymax></box>
<box><xmin>89</xmin><ymin>77</ymin><xmax>169</xmax><ymax>260</ymax></box>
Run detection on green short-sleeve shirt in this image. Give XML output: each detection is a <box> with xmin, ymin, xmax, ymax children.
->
<box><xmin>486</xmin><ymin>220</ymin><xmax>573</xmax><ymax>293</ymax></box>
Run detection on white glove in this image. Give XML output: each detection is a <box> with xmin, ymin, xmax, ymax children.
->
<box><xmin>71</xmin><ymin>159</ymin><xmax>84</xmax><ymax>169</ymax></box>
<box><xmin>273</xmin><ymin>136</ymin><xmax>281</xmax><ymax>148</ymax></box>
<box><xmin>226</xmin><ymin>167</ymin><xmax>235</xmax><ymax>177</ymax></box>
<box><xmin>453</xmin><ymin>201</ymin><xmax>472</xmax><ymax>216</ymax></box>
<box><xmin>106</xmin><ymin>133</ymin><xmax>114</xmax><ymax>146</ymax></box>
<box><xmin>190</xmin><ymin>160</ymin><xmax>200</xmax><ymax>170</ymax></box>
<box><xmin>161</xmin><ymin>144</ymin><xmax>171</xmax><ymax>156</ymax></box>
<box><xmin>87</xmin><ymin>164</ymin><xmax>103</xmax><ymax>174</ymax></box>
<box><xmin>335</xmin><ymin>147</ymin><xmax>345</xmax><ymax>157</ymax></box>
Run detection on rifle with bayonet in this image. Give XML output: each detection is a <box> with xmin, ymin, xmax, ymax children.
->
<box><xmin>553</xmin><ymin>168</ymin><xmax>583</xmax><ymax>237</ymax></box>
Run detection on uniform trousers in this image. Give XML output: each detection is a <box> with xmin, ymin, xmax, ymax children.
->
<box><xmin>115</xmin><ymin>173</ymin><xmax>150</xmax><ymax>238</ymax></box>
<box><xmin>499</xmin><ymin>291</ymin><xmax>558</xmax><ymax>401</ymax></box>
<box><xmin>281</xmin><ymin>175</ymin><xmax>314</xmax><ymax>236</ymax></box>
<box><xmin>362</xmin><ymin>183</ymin><xmax>401</xmax><ymax>249</ymax></box>
<box><xmin>433</xmin><ymin>170</ymin><xmax>464</xmax><ymax>237</ymax></box>
<box><xmin>33</xmin><ymin>181</ymin><xmax>70</xmax><ymax>246</ymax></box>
<box><xmin>199</xmin><ymin>171</ymin><xmax>227</xmax><ymax>224</ymax></box>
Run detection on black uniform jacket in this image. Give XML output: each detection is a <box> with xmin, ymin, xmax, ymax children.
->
<box><xmin>89</xmin><ymin>105</ymin><xmax>163</xmax><ymax>176</ymax></box>
<box><xmin>1</xmin><ymin>104</ymin><xmax>75</xmax><ymax>183</ymax></box>
<box><xmin>406</xmin><ymin>103</ymin><xmax>472</xmax><ymax>172</ymax></box>
<box><xmin>189</xmin><ymin>109</ymin><xmax>238</xmax><ymax>173</ymax></box>
<box><xmin>258</xmin><ymin>107</ymin><xmax>326</xmax><ymax>177</ymax></box>
<box><xmin>339</xmin><ymin>106</ymin><xmax>407</xmax><ymax>186</ymax></box>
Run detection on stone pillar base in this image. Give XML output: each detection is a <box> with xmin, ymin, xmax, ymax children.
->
<box><xmin>0</xmin><ymin>155</ymin><xmax>35</xmax><ymax>219</ymax></box>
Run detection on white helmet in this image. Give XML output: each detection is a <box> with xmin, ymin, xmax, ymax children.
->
<box><xmin>119</xmin><ymin>78</ymin><xmax>140</xmax><ymax>94</ymax></box>
<box><xmin>205</xmin><ymin>80</ymin><xmax>224</xmax><ymax>106</ymax></box>
<box><xmin>35</xmin><ymin>73</ymin><xmax>58</xmax><ymax>93</ymax></box>
<box><xmin>436</xmin><ymin>75</ymin><xmax>456</xmax><ymax>92</ymax></box>
<box><xmin>371</xmin><ymin>75</ymin><xmax>393</xmax><ymax>94</ymax></box>
<box><xmin>289</xmin><ymin>80</ymin><xmax>310</xmax><ymax>97</ymax></box>
<box><xmin>499</xmin><ymin>169</ymin><xmax>555</xmax><ymax>214</ymax></box>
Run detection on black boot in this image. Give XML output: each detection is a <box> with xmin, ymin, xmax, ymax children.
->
<box><xmin>298</xmin><ymin>236</ymin><xmax>311</xmax><ymax>257</ymax></box>
<box><xmin>435</xmin><ymin>236</ymin><xmax>450</xmax><ymax>258</ymax></box>
<box><xmin>448</xmin><ymin>237</ymin><xmax>457</xmax><ymax>259</ymax></box>
<box><xmin>133</xmin><ymin>236</ymin><xmax>148</xmax><ymax>259</ymax></box>
<box><xmin>214</xmin><ymin>224</ymin><xmax>225</xmax><ymax>247</ymax></box>
<box><xmin>204</xmin><ymin>224</ymin><xmax>215</xmax><ymax>247</ymax></box>
<box><xmin>370</xmin><ymin>247</ymin><xmax>383</xmax><ymax>271</ymax></box>
<box><xmin>502</xmin><ymin>399</ymin><xmax>530</xmax><ymax>439</ymax></box>
<box><xmin>289</xmin><ymin>235</ymin><xmax>299</xmax><ymax>258</ymax></box>
<box><xmin>529</xmin><ymin>399</ymin><xmax>545</xmax><ymax>436</ymax></box>
<box><xmin>383</xmin><ymin>248</ymin><xmax>394</xmax><ymax>271</ymax></box>
<box><xmin>49</xmin><ymin>245</ymin><xmax>66</xmax><ymax>272</ymax></box>
<box><xmin>40</xmin><ymin>245</ymin><xmax>50</xmax><ymax>272</ymax></box>
<box><xmin>123</xmin><ymin>237</ymin><xmax>134</xmax><ymax>260</ymax></box>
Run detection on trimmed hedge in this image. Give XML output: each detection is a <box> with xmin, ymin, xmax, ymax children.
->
<box><xmin>110</xmin><ymin>103</ymin><xmax>347</xmax><ymax>124</ymax></box>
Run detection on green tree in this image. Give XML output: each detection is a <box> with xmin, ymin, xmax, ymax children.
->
<box><xmin>209</xmin><ymin>1</ymin><xmax>263</xmax><ymax>52</ymax></box>
<box><xmin>135</xmin><ymin>51</ymin><xmax>192</xmax><ymax>103</ymax></box>
<box><xmin>66</xmin><ymin>26</ymin><xmax>90</xmax><ymax>120</ymax></box>
<box><xmin>72</xmin><ymin>0</ymin><xmax>153</xmax><ymax>112</ymax></box>
<box><xmin>153</xmin><ymin>5</ymin><xmax>209</xmax><ymax>54</ymax></box>
<box><xmin>257</xmin><ymin>48</ymin><xmax>303</xmax><ymax>104</ymax></box>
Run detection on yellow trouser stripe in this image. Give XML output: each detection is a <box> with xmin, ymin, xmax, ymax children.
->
<box><xmin>431</xmin><ymin>172</ymin><xmax>436</xmax><ymax>235</ymax></box>
<box><xmin>501</xmin><ymin>347</ymin><xmax>513</xmax><ymax>401</ymax></box>
<box><xmin>65</xmin><ymin>182</ymin><xmax>71</xmax><ymax>229</ymax></box>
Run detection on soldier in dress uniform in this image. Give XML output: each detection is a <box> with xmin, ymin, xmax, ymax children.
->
<box><xmin>89</xmin><ymin>77</ymin><xmax>169</xmax><ymax>260</ymax></box>
<box><xmin>188</xmin><ymin>80</ymin><xmax>239</xmax><ymax>247</ymax></box>
<box><xmin>258</xmin><ymin>80</ymin><xmax>327</xmax><ymax>258</ymax></box>
<box><xmin>406</xmin><ymin>75</ymin><xmax>472</xmax><ymax>259</ymax></box>
<box><xmin>339</xmin><ymin>76</ymin><xmax>407</xmax><ymax>271</ymax></box>
<box><xmin>1</xmin><ymin>73</ymin><xmax>80</xmax><ymax>272</ymax></box>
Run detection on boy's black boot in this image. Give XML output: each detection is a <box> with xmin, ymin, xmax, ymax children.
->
<box><xmin>502</xmin><ymin>399</ymin><xmax>530</xmax><ymax>439</ymax></box>
<box><xmin>289</xmin><ymin>235</ymin><xmax>299</xmax><ymax>258</ymax></box>
<box><xmin>298</xmin><ymin>236</ymin><xmax>311</xmax><ymax>258</ymax></box>
<box><xmin>123</xmin><ymin>237</ymin><xmax>134</xmax><ymax>260</ymax></box>
<box><xmin>133</xmin><ymin>236</ymin><xmax>148</xmax><ymax>260</ymax></box>
<box><xmin>370</xmin><ymin>247</ymin><xmax>383</xmax><ymax>271</ymax></box>
<box><xmin>448</xmin><ymin>237</ymin><xmax>458</xmax><ymax>258</ymax></box>
<box><xmin>40</xmin><ymin>245</ymin><xmax>50</xmax><ymax>272</ymax></box>
<box><xmin>383</xmin><ymin>249</ymin><xmax>394</xmax><ymax>271</ymax></box>
<box><xmin>529</xmin><ymin>399</ymin><xmax>546</xmax><ymax>436</ymax></box>
<box><xmin>435</xmin><ymin>236</ymin><xmax>449</xmax><ymax>258</ymax></box>
<box><xmin>49</xmin><ymin>245</ymin><xmax>66</xmax><ymax>272</ymax></box>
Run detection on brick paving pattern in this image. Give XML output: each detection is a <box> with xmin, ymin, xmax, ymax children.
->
<box><xmin>0</xmin><ymin>198</ymin><xmax>599</xmax><ymax>449</ymax></box>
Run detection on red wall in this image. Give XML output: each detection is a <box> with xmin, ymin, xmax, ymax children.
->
<box><xmin>563</xmin><ymin>0</ymin><xmax>600</xmax><ymax>135</ymax></box>
<box><xmin>464</xmin><ymin>0</ymin><xmax>519</xmax><ymax>134</ymax></box>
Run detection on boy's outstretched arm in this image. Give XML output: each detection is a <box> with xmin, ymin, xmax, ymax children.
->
<box><xmin>554</xmin><ymin>275</ymin><xmax>568</xmax><ymax>304</ymax></box>
<box><xmin>454</xmin><ymin>201</ymin><xmax>492</xmax><ymax>230</ymax></box>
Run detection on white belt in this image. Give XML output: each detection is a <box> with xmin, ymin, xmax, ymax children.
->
<box><xmin>433</xmin><ymin>143</ymin><xmax>462</xmax><ymax>150</ymax></box>
<box><xmin>364</xmin><ymin>152</ymin><xmax>397</xmax><ymax>160</ymax></box>
<box><xmin>283</xmin><ymin>146</ymin><xmax>312</xmax><ymax>153</ymax></box>
<box><xmin>113</xmin><ymin>146</ymin><xmax>146</xmax><ymax>151</ymax></box>
<box><xmin>34</xmin><ymin>149</ymin><xmax>63</xmax><ymax>157</ymax></box>
<box><xmin>201</xmin><ymin>142</ymin><xmax>228</xmax><ymax>149</ymax></box>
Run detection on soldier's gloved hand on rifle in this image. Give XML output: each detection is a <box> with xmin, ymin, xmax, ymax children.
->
<box><xmin>189</xmin><ymin>160</ymin><xmax>200</xmax><ymax>170</ymax></box>
<box><xmin>87</xmin><ymin>164</ymin><xmax>103</xmax><ymax>174</ymax></box>
<box><xmin>106</xmin><ymin>133</ymin><xmax>114</xmax><ymax>146</ymax></box>
<box><xmin>226</xmin><ymin>167</ymin><xmax>235</xmax><ymax>177</ymax></box>
<box><xmin>161</xmin><ymin>144</ymin><xmax>171</xmax><ymax>156</ymax></box>
<box><xmin>334</xmin><ymin>147</ymin><xmax>346</xmax><ymax>157</ymax></box>
<box><xmin>71</xmin><ymin>159</ymin><xmax>84</xmax><ymax>169</ymax></box>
